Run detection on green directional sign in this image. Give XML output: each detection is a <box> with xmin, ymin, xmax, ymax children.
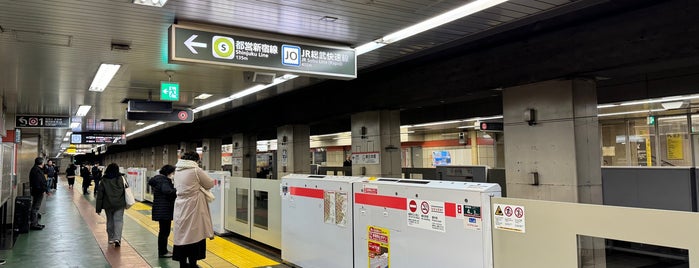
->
<box><xmin>169</xmin><ymin>24</ymin><xmax>356</xmax><ymax>80</ymax></box>
<box><xmin>160</xmin><ymin>81</ymin><xmax>180</xmax><ymax>101</ymax></box>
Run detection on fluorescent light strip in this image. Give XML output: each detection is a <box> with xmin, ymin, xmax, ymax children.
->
<box><xmin>598</xmin><ymin>109</ymin><xmax>666</xmax><ymax>117</ymax></box>
<box><xmin>65</xmin><ymin>131</ymin><xmax>72</xmax><ymax>137</ymax></box>
<box><xmin>194</xmin><ymin>93</ymin><xmax>213</xmax><ymax>100</ymax></box>
<box><xmin>75</xmin><ymin>105</ymin><xmax>91</xmax><ymax>116</ymax></box>
<box><xmin>355</xmin><ymin>0</ymin><xmax>507</xmax><ymax>55</ymax></box>
<box><xmin>70</xmin><ymin>122</ymin><xmax>80</xmax><ymax>128</ymax></box>
<box><xmin>193</xmin><ymin>74</ymin><xmax>298</xmax><ymax>113</ymax></box>
<box><xmin>465</xmin><ymin>115</ymin><xmax>504</xmax><ymax>121</ymax></box>
<box><xmin>597</xmin><ymin>94</ymin><xmax>699</xmax><ymax>108</ymax></box>
<box><xmin>412</xmin><ymin>120</ymin><xmax>462</xmax><ymax>127</ymax></box>
<box><xmin>88</xmin><ymin>64</ymin><xmax>121</xmax><ymax>92</ymax></box>
<box><xmin>457</xmin><ymin>125</ymin><xmax>476</xmax><ymax>129</ymax></box>
<box><xmin>126</xmin><ymin>121</ymin><xmax>166</xmax><ymax>137</ymax></box>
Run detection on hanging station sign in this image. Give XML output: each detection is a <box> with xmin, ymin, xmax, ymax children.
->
<box><xmin>126</xmin><ymin>108</ymin><xmax>194</xmax><ymax>123</ymax></box>
<box><xmin>16</xmin><ymin>115</ymin><xmax>70</xmax><ymax>128</ymax></box>
<box><xmin>169</xmin><ymin>24</ymin><xmax>356</xmax><ymax>80</ymax></box>
<box><xmin>70</xmin><ymin>132</ymin><xmax>127</xmax><ymax>145</ymax></box>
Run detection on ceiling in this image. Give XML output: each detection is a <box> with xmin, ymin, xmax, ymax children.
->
<box><xmin>0</xmin><ymin>0</ymin><xmax>583</xmax><ymax>157</ymax></box>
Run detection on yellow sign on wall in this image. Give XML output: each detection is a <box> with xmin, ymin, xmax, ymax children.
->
<box><xmin>667</xmin><ymin>134</ymin><xmax>684</xmax><ymax>160</ymax></box>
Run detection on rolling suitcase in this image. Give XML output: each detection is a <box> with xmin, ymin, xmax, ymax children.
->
<box><xmin>14</xmin><ymin>196</ymin><xmax>32</xmax><ymax>233</ymax></box>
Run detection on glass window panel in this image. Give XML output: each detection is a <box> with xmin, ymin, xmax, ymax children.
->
<box><xmin>577</xmin><ymin>235</ymin><xmax>688</xmax><ymax>267</ymax></box>
<box><xmin>236</xmin><ymin>188</ymin><xmax>249</xmax><ymax>224</ymax></box>
<box><xmin>658</xmin><ymin>115</ymin><xmax>691</xmax><ymax>166</ymax></box>
<box><xmin>628</xmin><ymin>118</ymin><xmax>657</xmax><ymax>166</ymax></box>
<box><xmin>601</xmin><ymin>120</ymin><xmax>628</xmax><ymax>166</ymax></box>
<box><xmin>253</xmin><ymin>190</ymin><xmax>268</xmax><ymax>230</ymax></box>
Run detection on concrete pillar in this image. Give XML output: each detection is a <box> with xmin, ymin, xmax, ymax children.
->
<box><xmin>179</xmin><ymin>142</ymin><xmax>198</xmax><ymax>155</ymax></box>
<box><xmin>232</xmin><ymin>134</ymin><xmax>257</xmax><ymax>178</ymax></box>
<box><xmin>202</xmin><ymin>138</ymin><xmax>222</xmax><ymax>171</ymax></box>
<box><xmin>503</xmin><ymin>78</ymin><xmax>604</xmax><ymax>266</ymax></box>
<box><xmin>163</xmin><ymin>144</ymin><xmax>179</xmax><ymax>165</ymax></box>
<box><xmin>277</xmin><ymin>125</ymin><xmax>310</xmax><ymax>178</ymax></box>
<box><xmin>470</xmin><ymin>130</ymin><xmax>479</xmax><ymax>165</ymax></box>
<box><xmin>153</xmin><ymin>146</ymin><xmax>164</xmax><ymax>170</ymax></box>
<box><xmin>351</xmin><ymin>110</ymin><xmax>401</xmax><ymax>178</ymax></box>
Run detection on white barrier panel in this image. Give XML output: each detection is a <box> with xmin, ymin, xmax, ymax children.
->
<box><xmin>127</xmin><ymin>168</ymin><xmax>147</xmax><ymax>202</ymax></box>
<box><xmin>206</xmin><ymin>171</ymin><xmax>230</xmax><ymax>235</ymax></box>
<box><xmin>281</xmin><ymin>174</ymin><xmax>364</xmax><ymax>268</ymax></box>
<box><xmin>225</xmin><ymin>177</ymin><xmax>252</xmax><ymax>238</ymax></box>
<box><xmin>353</xmin><ymin>179</ymin><xmax>501</xmax><ymax>268</ymax></box>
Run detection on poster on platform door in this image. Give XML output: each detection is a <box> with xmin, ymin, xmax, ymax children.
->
<box><xmin>368</xmin><ymin>226</ymin><xmax>390</xmax><ymax>268</ymax></box>
<box><xmin>406</xmin><ymin>199</ymin><xmax>446</xmax><ymax>232</ymax></box>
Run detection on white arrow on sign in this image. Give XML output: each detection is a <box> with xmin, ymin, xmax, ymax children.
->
<box><xmin>184</xmin><ymin>35</ymin><xmax>207</xmax><ymax>54</ymax></box>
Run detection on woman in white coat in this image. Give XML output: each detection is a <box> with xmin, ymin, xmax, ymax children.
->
<box><xmin>172</xmin><ymin>152</ymin><xmax>215</xmax><ymax>267</ymax></box>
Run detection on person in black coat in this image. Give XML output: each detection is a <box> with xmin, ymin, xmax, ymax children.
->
<box><xmin>29</xmin><ymin>157</ymin><xmax>50</xmax><ymax>230</ymax></box>
<box><xmin>148</xmin><ymin>164</ymin><xmax>177</xmax><ymax>258</ymax></box>
<box><xmin>80</xmin><ymin>164</ymin><xmax>91</xmax><ymax>195</ymax></box>
<box><xmin>66</xmin><ymin>164</ymin><xmax>77</xmax><ymax>189</ymax></box>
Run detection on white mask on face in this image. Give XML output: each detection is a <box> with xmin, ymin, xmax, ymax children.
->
<box><xmin>168</xmin><ymin>173</ymin><xmax>174</xmax><ymax>179</ymax></box>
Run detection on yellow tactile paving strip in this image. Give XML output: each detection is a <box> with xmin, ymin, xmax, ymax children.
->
<box><xmin>127</xmin><ymin>201</ymin><xmax>280</xmax><ymax>268</ymax></box>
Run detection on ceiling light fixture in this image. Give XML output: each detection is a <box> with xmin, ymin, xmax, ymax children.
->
<box><xmin>65</xmin><ymin>131</ymin><xmax>72</xmax><ymax>137</ymax></box>
<box><xmin>126</xmin><ymin>121</ymin><xmax>166</xmax><ymax>137</ymax></box>
<box><xmin>63</xmin><ymin>137</ymin><xmax>69</xmax><ymax>141</ymax></box>
<box><xmin>133</xmin><ymin>0</ymin><xmax>168</xmax><ymax>7</ymax></box>
<box><xmin>412</xmin><ymin>120</ymin><xmax>462</xmax><ymax>128</ymax></box>
<box><xmin>192</xmin><ymin>74</ymin><xmax>298</xmax><ymax>113</ymax></box>
<box><xmin>88</xmin><ymin>63</ymin><xmax>121</xmax><ymax>92</ymax></box>
<box><xmin>70</xmin><ymin>122</ymin><xmax>80</xmax><ymax>128</ymax></box>
<box><xmin>194</xmin><ymin>93</ymin><xmax>213</xmax><ymax>100</ymax></box>
<box><xmin>136</xmin><ymin>122</ymin><xmax>145</xmax><ymax>125</ymax></box>
<box><xmin>354</xmin><ymin>0</ymin><xmax>507</xmax><ymax>55</ymax></box>
<box><xmin>75</xmin><ymin>105</ymin><xmax>91</xmax><ymax>116</ymax></box>
<box><xmin>660</xmin><ymin>101</ymin><xmax>686</xmax><ymax>110</ymax></box>
<box><xmin>457</xmin><ymin>125</ymin><xmax>476</xmax><ymax>129</ymax></box>
<box><xmin>597</xmin><ymin>94</ymin><xmax>699</xmax><ymax>108</ymax></box>
<box><xmin>598</xmin><ymin>109</ymin><xmax>666</xmax><ymax>117</ymax></box>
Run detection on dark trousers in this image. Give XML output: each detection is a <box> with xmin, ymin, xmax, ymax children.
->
<box><xmin>158</xmin><ymin>220</ymin><xmax>171</xmax><ymax>255</ymax></box>
<box><xmin>30</xmin><ymin>193</ymin><xmax>43</xmax><ymax>227</ymax></box>
<box><xmin>93</xmin><ymin>179</ymin><xmax>100</xmax><ymax>194</ymax></box>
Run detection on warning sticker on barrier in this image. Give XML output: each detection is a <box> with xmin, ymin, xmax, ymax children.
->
<box><xmin>368</xmin><ymin>226</ymin><xmax>390</xmax><ymax>268</ymax></box>
<box><xmin>463</xmin><ymin>205</ymin><xmax>482</xmax><ymax>231</ymax></box>
<box><xmin>493</xmin><ymin>203</ymin><xmax>526</xmax><ymax>233</ymax></box>
<box><xmin>407</xmin><ymin>199</ymin><xmax>446</xmax><ymax>232</ymax></box>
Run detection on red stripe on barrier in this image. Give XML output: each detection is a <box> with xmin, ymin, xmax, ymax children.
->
<box><xmin>445</xmin><ymin>202</ymin><xmax>456</xmax><ymax>217</ymax></box>
<box><xmin>127</xmin><ymin>171</ymin><xmax>138</xmax><ymax>175</ymax></box>
<box><xmin>289</xmin><ymin>187</ymin><xmax>324</xmax><ymax>199</ymax></box>
<box><xmin>355</xmin><ymin>193</ymin><xmax>407</xmax><ymax>210</ymax></box>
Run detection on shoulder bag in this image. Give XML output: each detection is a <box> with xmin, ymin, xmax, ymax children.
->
<box><xmin>195</xmin><ymin>168</ymin><xmax>215</xmax><ymax>203</ymax></box>
<box><xmin>123</xmin><ymin>176</ymin><xmax>136</xmax><ymax>209</ymax></box>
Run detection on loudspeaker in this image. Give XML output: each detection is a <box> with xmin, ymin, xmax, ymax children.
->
<box><xmin>458</xmin><ymin>132</ymin><xmax>466</xmax><ymax>144</ymax></box>
<box><xmin>243</xmin><ymin>71</ymin><xmax>276</xmax><ymax>84</ymax></box>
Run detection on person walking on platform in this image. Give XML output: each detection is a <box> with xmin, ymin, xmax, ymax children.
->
<box><xmin>80</xmin><ymin>164</ymin><xmax>91</xmax><ymax>194</ymax></box>
<box><xmin>149</xmin><ymin>164</ymin><xmax>177</xmax><ymax>258</ymax></box>
<box><xmin>92</xmin><ymin>164</ymin><xmax>102</xmax><ymax>195</ymax></box>
<box><xmin>43</xmin><ymin>160</ymin><xmax>58</xmax><ymax>191</ymax></box>
<box><xmin>172</xmin><ymin>152</ymin><xmax>214</xmax><ymax>268</ymax></box>
<box><xmin>29</xmin><ymin>157</ymin><xmax>50</xmax><ymax>230</ymax></box>
<box><xmin>66</xmin><ymin>164</ymin><xmax>77</xmax><ymax>189</ymax></box>
<box><xmin>95</xmin><ymin>163</ymin><xmax>127</xmax><ymax>247</ymax></box>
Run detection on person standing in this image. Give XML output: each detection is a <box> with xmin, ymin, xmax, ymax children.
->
<box><xmin>92</xmin><ymin>164</ymin><xmax>102</xmax><ymax>195</ymax></box>
<box><xmin>148</xmin><ymin>165</ymin><xmax>177</xmax><ymax>258</ymax></box>
<box><xmin>66</xmin><ymin>164</ymin><xmax>77</xmax><ymax>189</ymax></box>
<box><xmin>44</xmin><ymin>160</ymin><xmax>58</xmax><ymax>191</ymax></box>
<box><xmin>80</xmin><ymin>164</ymin><xmax>91</xmax><ymax>195</ymax></box>
<box><xmin>95</xmin><ymin>163</ymin><xmax>127</xmax><ymax>247</ymax></box>
<box><xmin>172</xmin><ymin>152</ymin><xmax>214</xmax><ymax>268</ymax></box>
<box><xmin>29</xmin><ymin>157</ymin><xmax>50</xmax><ymax>230</ymax></box>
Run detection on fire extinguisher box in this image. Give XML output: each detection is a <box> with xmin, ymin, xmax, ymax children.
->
<box><xmin>281</xmin><ymin>174</ymin><xmax>366</xmax><ymax>268</ymax></box>
<box><xmin>353</xmin><ymin>179</ymin><xmax>501</xmax><ymax>268</ymax></box>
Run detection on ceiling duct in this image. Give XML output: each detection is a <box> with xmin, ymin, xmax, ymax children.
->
<box><xmin>13</xmin><ymin>30</ymin><xmax>72</xmax><ymax>47</ymax></box>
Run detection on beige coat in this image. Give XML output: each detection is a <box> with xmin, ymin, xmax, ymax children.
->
<box><xmin>173</xmin><ymin>159</ymin><xmax>215</xmax><ymax>245</ymax></box>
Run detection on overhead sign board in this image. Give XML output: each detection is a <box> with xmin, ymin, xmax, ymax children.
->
<box><xmin>160</xmin><ymin>82</ymin><xmax>180</xmax><ymax>101</ymax></box>
<box><xmin>169</xmin><ymin>24</ymin><xmax>356</xmax><ymax>80</ymax></box>
<box><xmin>16</xmin><ymin>115</ymin><xmax>70</xmax><ymax>128</ymax></box>
<box><xmin>126</xmin><ymin>108</ymin><xmax>194</xmax><ymax>123</ymax></box>
<box><xmin>478</xmin><ymin>122</ymin><xmax>504</xmax><ymax>132</ymax></box>
<box><xmin>71</xmin><ymin>132</ymin><xmax>126</xmax><ymax>145</ymax></box>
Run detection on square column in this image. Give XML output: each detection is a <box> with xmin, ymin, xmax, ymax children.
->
<box><xmin>163</xmin><ymin>144</ymin><xmax>178</xmax><ymax>165</ymax></box>
<box><xmin>202</xmin><ymin>138</ymin><xmax>222</xmax><ymax>171</ymax></box>
<box><xmin>277</xmin><ymin>125</ymin><xmax>310</xmax><ymax>178</ymax></box>
<box><xmin>503</xmin><ymin>79</ymin><xmax>604</xmax><ymax>266</ymax></box>
<box><xmin>231</xmin><ymin>134</ymin><xmax>257</xmax><ymax>178</ymax></box>
<box><xmin>351</xmin><ymin>110</ymin><xmax>401</xmax><ymax>178</ymax></box>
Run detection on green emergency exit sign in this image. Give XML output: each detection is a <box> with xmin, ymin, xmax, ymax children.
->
<box><xmin>160</xmin><ymin>82</ymin><xmax>179</xmax><ymax>101</ymax></box>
